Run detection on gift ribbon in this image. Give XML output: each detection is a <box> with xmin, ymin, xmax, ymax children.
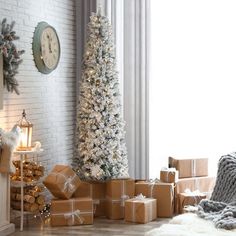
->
<box><xmin>51</xmin><ymin>199</ymin><xmax>93</xmax><ymax>226</ymax></box>
<box><xmin>193</xmin><ymin>178</ymin><xmax>200</xmax><ymax>191</ymax></box>
<box><xmin>148</xmin><ymin>179</ymin><xmax>160</xmax><ymax>197</ymax></box>
<box><xmin>50</xmin><ymin>171</ymin><xmax>77</xmax><ymax>194</ymax></box>
<box><xmin>64</xmin><ymin>176</ymin><xmax>76</xmax><ymax>193</ymax></box>
<box><xmin>191</xmin><ymin>159</ymin><xmax>197</xmax><ymax>177</ymax></box>
<box><xmin>120</xmin><ymin>180</ymin><xmax>130</xmax><ymax>206</ymax></box>
<box><xmin>64</xmin><ymin>209</ymin><xmax>84</xmax><ymax>225</ymax></box>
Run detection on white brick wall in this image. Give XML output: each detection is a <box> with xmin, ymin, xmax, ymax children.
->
<box><xmin>0</xmin><ymin>0</ymin><xmax>76</xmax><ymax>171</ymax></box>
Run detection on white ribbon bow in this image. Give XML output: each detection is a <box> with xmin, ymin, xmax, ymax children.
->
<box><xmin>134</xmin><ymin>193</ymin><xmax>146</xmax><ymax>200</ymax></box>
<box><xmin>63</xmin><ymin>176</ymin><xmax>76</xmax><ymax>193</ymax></box>
<box><xmin>64</xmin><ymin>209</ymin><xmax>83</xmax><ymax>225</ymax></box>
<box><xmin>184</xmin><ymin>188</ymin><xmax>201</xmax><ymax>195</ymax></box>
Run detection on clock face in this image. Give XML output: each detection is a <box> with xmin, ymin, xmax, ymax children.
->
<box><xmin>41</xmin><ymin>27</ymin><xmax>60</xmax><ymax>70</ymax></box>
<box><xmin>33</xmin><ymin>22</ymin><xmax>60</xmax><ymax>74</ymax></box>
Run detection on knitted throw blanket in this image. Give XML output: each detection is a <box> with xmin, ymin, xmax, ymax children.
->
<box><xmin>197</xmin><ymin>153</ymin><xmax>236</xmax><ymax>230</ymax></box>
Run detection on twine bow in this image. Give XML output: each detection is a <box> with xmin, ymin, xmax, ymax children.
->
<box><xmin>64</xmin><ymin>209</ymin><xmax>83</xmax><ymax>225</ymax></box>
<box><xmin>63</xmin><ymin>176</ymin><xmax>76</xmax><ymax>193</ymax></box>
<box><xmin>148</xmin><ymin>178</ymin><xmax>160</xmax><ymax>197</ymax></box>
<box><xmin>51</xmin><ymin>171</ymin><xmax>76</xmax><ymax>194</ymax></box>
<box><xmin>134</xmin><ymin>193</ymin><xmax>146</xmax><ymax>201</ymax></box>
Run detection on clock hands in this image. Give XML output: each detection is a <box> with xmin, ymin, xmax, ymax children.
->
<box><xmin>47</xmin><ymin>34</ymin><xmax>52</xmax><ymax>53</ymax></box>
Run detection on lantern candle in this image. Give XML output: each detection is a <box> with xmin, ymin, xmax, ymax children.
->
<box><xmin>17</xmin><ymin>110</ymin><xmax>33</xmax><ymax>150</ymax></box>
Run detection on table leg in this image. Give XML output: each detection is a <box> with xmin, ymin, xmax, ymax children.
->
<box><xmin>20</xmin><ymin>154</ymin><xmax>23</xmax><ymax>231</ymax></box>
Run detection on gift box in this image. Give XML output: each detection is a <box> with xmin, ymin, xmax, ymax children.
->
<box><xmin>174</xmin><ymin>176</ymin><xmax>215</xmax><ymax>213</ymax></box>
<box><xmin>50</xmin><ymin>198</ymin><xmax>93</xmax><ymax>226</ymax></box>
<box><xmin>93</xmin><ymin>199</ymin><xmax>106</xmax><ymax>217</ymax></box>
<box><xmin>43</xmin><ymin>165</ymin><xmax>81</xmax><ymax>199</ymax></box>
<box><xmin>106</xmin><ymin>179</ymin><xmax>135</xmax><ymax>219</ymax></box>
<box><xmin>73</xmin><ymin>181</ymin><xmax>106</xmax><ymax>217</ymax></box>
<box><xmin>178</xmin><ymin>191</ymin><xmax>207</xmax><ymax>214</ymax></box>
<box><xmin>160</xmin><ymin>168</ymin><xmax>179</xmax><ymax>183</ymax></box>
<box><xmin>169</xmin><ymin>157</ymin><xmax>208</xmax><ymax>178</ymax></box>
<box><xmin>125</xmin><ymin>195</ymin><xmax>157</xmax><ymax>224</ymax></box>
<box><xmin>135</xmin><ymin>181</ymin><xmax>174</xmax><ymax>218</ymax></box>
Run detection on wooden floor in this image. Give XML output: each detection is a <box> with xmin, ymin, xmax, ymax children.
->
<box><xmin>10</xmin><ymin>217</ymin><xmax>170</xmax><ymax>236</ymax></box>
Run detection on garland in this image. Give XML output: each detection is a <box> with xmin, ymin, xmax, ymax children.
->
<box><xmin>0</xmin><ymin>18</ymin><xmax>25</xmax><ymax>95</ymax></box>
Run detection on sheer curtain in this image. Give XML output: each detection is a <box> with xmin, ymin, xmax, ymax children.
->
<box><xmin>149</xmin><ymin>0</ymin><xmax>236</xmax><ymax>178</ymax></box>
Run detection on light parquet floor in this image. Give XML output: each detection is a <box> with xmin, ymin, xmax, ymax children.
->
<box><xmin>10</xmin><ymin>217</ymin><xmax>170</xmax><ymax>236</ymax></box>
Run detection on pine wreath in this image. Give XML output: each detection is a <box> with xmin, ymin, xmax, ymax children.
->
<box><xmin>0</xmin><ymin>18</ymin><xmax>25</xmax><ymax>95</ymax></box>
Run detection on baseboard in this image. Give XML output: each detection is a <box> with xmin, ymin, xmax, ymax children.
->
<box><xmin>0</xmin><ymin>223</ymin><xmax>15</xmax><ymax>236</ymax></box>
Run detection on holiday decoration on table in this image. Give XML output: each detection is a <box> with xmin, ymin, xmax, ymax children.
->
<box><xmin>73</xmin><ymin>10</ymin><xmax>129</xmax><ymax>181</ymax></box>
<box><xmin>0</xmin><ymin>18</ymin><xmax>25</xmax><ymax>94</ymax></box>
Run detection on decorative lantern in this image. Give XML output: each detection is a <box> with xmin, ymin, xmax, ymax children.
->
<box><xmin>17</xmin><ymin>110</ymin><xmax>33</xmax><ymax>150</ymax></box>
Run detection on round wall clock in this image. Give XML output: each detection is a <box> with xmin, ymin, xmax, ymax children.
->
<box><xmin>32</xmin><ymin>22</ymin><xmax>60</xmax><ymax>74</ymax></box>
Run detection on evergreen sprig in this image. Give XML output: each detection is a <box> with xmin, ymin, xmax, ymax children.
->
<box><xmin>0</xmin><ymin>18</ymin><xmax>25</xmax><ymax>95</ymax></box>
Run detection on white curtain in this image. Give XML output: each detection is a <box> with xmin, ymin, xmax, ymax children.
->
<box><xmin>76</xmin><ymin>0</ymin><xmax>150</xmax><ymax>179</ymax></box>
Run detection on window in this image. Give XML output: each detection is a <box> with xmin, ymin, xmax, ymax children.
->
<box><xmin>149</xmin><ymin>0</ymin><xmax>236</xmax><ymax>178</ymax></box>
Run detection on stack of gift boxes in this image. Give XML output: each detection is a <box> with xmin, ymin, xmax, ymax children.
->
<box><xmin>167</xmin><ymin>156</ymin><xmax>215</xmax><ymax>214</ymax></box>
<box><xmin>43</xmin><ymin>158</ymin><xmax>215</xmax><ymax>226</ymax></box>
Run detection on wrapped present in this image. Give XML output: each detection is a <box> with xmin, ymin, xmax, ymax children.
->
<box><xmin>178</xmin><ymin>190</ymin><xmax>207</xmax><ymax>214</ymax></box>
<box><xmin>169</xmin><ymin>157</ymin><xmax>208</xmax><ymax>178</ymax></box>
<box><xmin>50</xmin><ymin>198</ymin><xmax>93</xmax><ymax>226</ymax></box>
<box><xmin>73</xmin><ymin>181</ymin><xmax>106</xmax><ymax>217</ymax></box>
<box><xmin>125</xmin><ymin>194</ymin><xmax>157</xmax><ymax>224</ymax></box>
<box><xmin>160</xmin><ymin>167</ymin><xmax>179</xmax><ymax>183</ymax></box>
<box><xmin>106</xmin><ymin>179</ymin><xmax>135</xmax><ymax>219</ymax></box>
<box><xmin>93</xmin><ymin>199</ymin><xmax>106</xmax><ymax>217</ymax></box>
<box><xmin>174</xmin><ymin>176</ymin><xmax>215</xmax><ymax>213</ymax></box>
<box><xmin>135</xmin><ymin>181</ymin><xmax>174</xmax><ymax>218</ymax></box>
<box><xmin>43</xmin><ymin>165</ymin><xmax>81</xmax><ymax>199</ymax></box>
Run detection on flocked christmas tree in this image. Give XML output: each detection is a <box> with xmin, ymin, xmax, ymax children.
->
<box><xmin>73</xmin><ymin>11</ymin><xmax>129</xmax><ymax>181</ymax></box>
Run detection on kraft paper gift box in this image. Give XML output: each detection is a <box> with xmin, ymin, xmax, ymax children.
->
<box><xmin>169</xmin><ymin>156</ymin><xmax>208</xmax><ymax>178</ymax></box>
<box><xmin>125</xmin><ymin>196</ymin><xmax>157</xmax><ymax>224</ymax></box>
<box><xmin>178</xmin><ymin>191</ymin><xmax>207</xmax><ymax>214</ymax></box>
<box><xmin>174</xmin><ymin>176</ymin><xmax>215</xmax><ymax>213</ymax></box>
<box><xmin>160</xmin><ymin>168</ymin><xmax>179</xmax><ymax>183</ymax></box>
<box><xmin>73</xmin><ymin>181</ymin><xmax>106</xmax><ymax>217</ymax></box>
<box><xmin>50</xmin><ymin>197</ymin><xmax>93</xmax><ymax>226</ymax></box>
<box><xmin>43</xmin><ymin>165</ymin><xmax>81</xmax><ymax>199</ymax></box>
<box><xmin>105</xmin><ymin>179</ymin><xmax>135</xmax><ymax>219</ymax></box>
<box><xmin>135</xmin><ymin>181</ymin><xmax>174</xmax><ymax>218</ymax></box>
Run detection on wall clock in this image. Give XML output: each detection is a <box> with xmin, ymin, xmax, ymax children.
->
<box><xmin>32</xmin><ymin>22</ymin><xmax>60</xmax><ymax>74</ymax></box>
